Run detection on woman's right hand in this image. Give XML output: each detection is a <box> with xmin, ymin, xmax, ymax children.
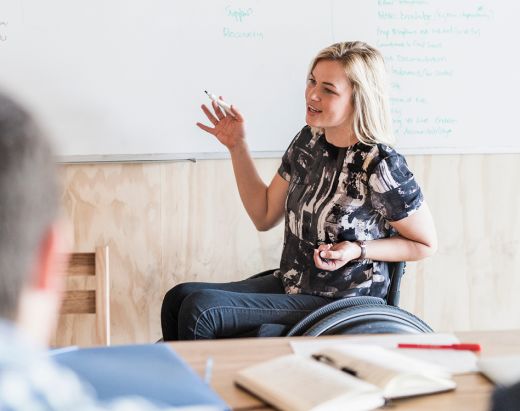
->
<box><xmin>196</xmin><ymin>98</ymin><xmax>246</xmax><ymax>151</ymax></box>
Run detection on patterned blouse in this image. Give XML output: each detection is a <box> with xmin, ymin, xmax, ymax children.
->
<box><xmin>275</xmin><ymin>126</ymin><xmax>423</xmax><ymax>299</ymax></box>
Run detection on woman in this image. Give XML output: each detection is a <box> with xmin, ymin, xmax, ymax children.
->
<box><xmin>161</xmin><ymin>41</ymin><xmax>437</xmax><ymax>340</ymax></box>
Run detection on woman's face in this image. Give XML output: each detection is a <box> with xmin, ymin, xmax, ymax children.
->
<box><xmin>305</xmin><ymin>59</ymin><xmax>354</xmax><ymax>134</ymax></box>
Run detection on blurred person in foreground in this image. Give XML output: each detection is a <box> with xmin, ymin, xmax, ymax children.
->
<box><xmin>0</xmin><ymin>91</ymin><xmax>210</xmax><ymax>411</ymax></box>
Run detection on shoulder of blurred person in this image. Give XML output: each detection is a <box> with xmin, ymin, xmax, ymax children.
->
<box><xmin>0</xmin><ymin>320</ymin><xmax>172</xmax><ymax>411</ymax></box>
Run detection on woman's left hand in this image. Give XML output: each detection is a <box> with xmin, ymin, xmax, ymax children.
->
<box><xmin>313</xmin><ymin>241</ymin><xmax>362</xmax><ymax>271</ymax></box>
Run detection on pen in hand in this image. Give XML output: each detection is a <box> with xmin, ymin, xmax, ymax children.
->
<box><xmin>204</xmin><ymin>90</ymin><xmax>236</xmax><ymax>117</ymax></box>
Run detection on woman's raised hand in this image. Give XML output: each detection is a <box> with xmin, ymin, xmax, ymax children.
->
<box><xmin>196</xmin><ymin>98</ymin><xmax>246</xmax><ymax>151</ymax></box>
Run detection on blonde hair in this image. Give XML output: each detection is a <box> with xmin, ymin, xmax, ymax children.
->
<box><xmin>309</xmin><ymin>41</ymin><xmax>394</xmax><ymax>146</ymax></box>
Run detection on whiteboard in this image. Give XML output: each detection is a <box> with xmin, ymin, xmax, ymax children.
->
<box><xmin>0</xmin><ymin>0</ymin><xmax>518</xmax><ymax>162</ymax></box>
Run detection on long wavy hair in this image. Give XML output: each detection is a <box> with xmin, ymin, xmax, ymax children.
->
<box><xmin>308</xmin><ymin>41</ymin><xmax>394</xmax><ymax>146</ymax></box>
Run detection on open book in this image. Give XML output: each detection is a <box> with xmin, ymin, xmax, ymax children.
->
<box><xmin>235</xmin><ymin>344</ymin><xmax>456</xmax><ymax>411</ymax></box>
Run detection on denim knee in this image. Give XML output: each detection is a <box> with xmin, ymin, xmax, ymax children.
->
<box><xmin>161</xmin><ymin>282</ymin><xmax>201</xmax><ymax>315</ymax></box>
<box><xmin>161</xmin><ymin>282</ymin><xmax>206</xmax><ymax>340</ymax></box>
<box><xmin>177</xmin><ymin>290</ymin><xmax>223</xmax><ymax>340</ymax></box>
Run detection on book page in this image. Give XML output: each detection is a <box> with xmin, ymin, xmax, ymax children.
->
<box><xmin>322</xmin><ymin>345</ymin><xmax>450</xmax><ymax>376</ymax></box>
<box><xmin>317</xmin><ymin>345</ymin><xmax>455</xmax><ymax>399</ymax></box>
<box><xmin>290</xmin><ymin>333</ymin><xmax>478</xmax><ymax>374</ymax></box>
<box><xmin>386</xmin><ymin>373</ymin><xmax>456</xmax><ymax>399</ymax></box>
<box><xmin>235</xmin><ymin>354</ymin><xmax>384</xmax><ymax>411</ymax></box>
<box><xmin>317</xmin><ymin>346</ymin><xmax>400</xmax><ymax>388</ymax></box>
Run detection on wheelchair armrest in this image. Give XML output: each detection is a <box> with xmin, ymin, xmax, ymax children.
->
<box><xmin>247</xmin><ymin>269</ymin><xmax>278</xmax><ymax>279</ymax></box>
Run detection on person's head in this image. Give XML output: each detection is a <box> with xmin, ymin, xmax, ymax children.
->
<box><xmin>0</xmin><ymin>91</ymin><xmax>64</xmax><ymax>344</ymax></box>
<box><xmin>305</xmin><ymin>41</ymin><xmax>394</xmax><ymax>146</ymax></box>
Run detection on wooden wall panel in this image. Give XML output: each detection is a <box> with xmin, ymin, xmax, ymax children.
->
<box><xmin>58</xmin><ymin>163</ymin><xmax>163</xmax><ymax>345</ymax></box>
<box><xmin>56</xmin><ymin>154</ymin><xmax>520</xmax><ymax>346</ymax></box>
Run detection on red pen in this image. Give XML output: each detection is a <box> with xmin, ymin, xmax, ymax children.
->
<box><xmin>397</xmin><ymin>343</ymin><xmax>482</xmax><ymax>352</ymax></box>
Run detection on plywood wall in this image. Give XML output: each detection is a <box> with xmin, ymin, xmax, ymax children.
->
<box><xmin>55</xmin><ymin>154</ymin><xmax>520</xmax><ymax>346</ymax></box>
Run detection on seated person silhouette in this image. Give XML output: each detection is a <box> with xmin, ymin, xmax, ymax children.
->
<box><xmin>161</xmin><ymin>41</ymin><xmax>437</xmax><ymax>340</ymax></box>
<box><xmin>0</xmin><ymin>91</ymin><xmax>179</xmax><ymax>410</ymax></box>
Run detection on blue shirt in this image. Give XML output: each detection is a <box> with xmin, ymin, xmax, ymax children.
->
<box><xmin>0</xmin><ymin>321</ymin><xmax>174</xmax><ymax>411</ymax></box>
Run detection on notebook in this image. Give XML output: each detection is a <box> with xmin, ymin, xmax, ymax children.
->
<box><xmin>53</xmin><ymin>344</ymin><xmax>229</xmax><ymax>410</ymax></box>
<box><xmin>235</xmin><ymin>344</ymin><xmax>456</xmax><ymax>411</ymax></box>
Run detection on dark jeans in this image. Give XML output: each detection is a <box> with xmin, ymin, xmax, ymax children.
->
<box><xmin>161</xmin><ymin>273</ymin><xmax>332</xmax><ymax>340</ymax></box>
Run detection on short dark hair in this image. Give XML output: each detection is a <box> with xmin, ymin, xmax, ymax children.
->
<box><xmin>0</xmin><ymin>92</ymin><xmax>59</xmax><ymax>319</ymax></box>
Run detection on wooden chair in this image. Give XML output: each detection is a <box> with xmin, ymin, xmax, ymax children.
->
<box><xmin>58</xmin><ymin>246</ymin><xmax>110</xmax><ymax>346</ymax></box>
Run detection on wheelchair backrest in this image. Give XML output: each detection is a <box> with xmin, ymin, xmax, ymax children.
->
<box><xmin>386</xmin><ymin>261</ymin><xmax>406</xmax><ymax>307</ymax></box>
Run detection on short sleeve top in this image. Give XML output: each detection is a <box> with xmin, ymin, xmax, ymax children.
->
<box><xmin>275</xmin><ymin>126</ymin><xmax>423</xmax><ymax>299</ymax></box>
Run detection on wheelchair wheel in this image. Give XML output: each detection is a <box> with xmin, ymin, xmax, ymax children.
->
<box><xmin>286</xmin><ymin>296</ymin><xmax>385</xmax><ymax>337</ymax></box>
<box><xmin>302</xmin><ymin>304</ymin><xmax>433</xmax><ymax>336</ymax></box>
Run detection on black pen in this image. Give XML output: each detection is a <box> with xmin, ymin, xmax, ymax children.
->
<box><xmin>312</xmin><ymin>354</ymin><xmax>358</xmax><ymax>377</ymax></box>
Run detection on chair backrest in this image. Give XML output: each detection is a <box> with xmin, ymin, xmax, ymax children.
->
<box><xmin>59</xmin><ymin>246</ymin><xmax>110</xmax><ymax>346</ymax></box>
<box><xmin>386</xmin><ymin>261</ymin><xmax>406</xmax><ymax>307</ymax></box>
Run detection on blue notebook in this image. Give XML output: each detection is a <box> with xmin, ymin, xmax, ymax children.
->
<box><xmin>53</xmin><ymin>344</ymin><xmax>229</xmax><ymax>410</ymax></box>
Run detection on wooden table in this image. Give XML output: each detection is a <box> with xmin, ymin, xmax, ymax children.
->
<box><xmin>171</xmin><ymin>330</ymin><xmax>520</xmax><ymax>410</ymax></box>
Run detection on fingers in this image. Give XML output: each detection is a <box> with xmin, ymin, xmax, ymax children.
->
<box><xmin>320</xmin><ymin>249</ymin><xmax>344</xmax><ymax>260</ymax></box>
<box><xmin>230</xmin><ymin>105</ymin><xmax>243</xmax><ymax>121</ymax></box>
<box><xmin>313</xmin><ymin>249</ymin><xmax>328</xmax><ymax>269</ymax></box>
<box><xmin>218</xmin><ymin>96</ymin><xmax>243</xmax><ymax>121</ymax></box>
<box><xmin>313</xmin><ymin>244</ymin><xmax>333</xmax><ymax>271</ymax></box>
<box><xmin>313</xmin><ymin>249</ymin><xmax>323</xmax><ymax>268</ymax></box>
<box><xmin>212</xmin><ymin>100</ymin><xmax>226</xmax><ymax>120</ymax></box>
<box><xmin>313</xmin><ymin>249</ymin><xmax>338</xmax><ymax>271</ymax></box>
<box><xmin>201</xmin><ymin>104</ymin><xmax>219</xmax><ymax>126</ymax></box>
<box><xmin>196</xmin><ymin>122</ymin><xmax>215</xmax><ymax>134</ymax></box>
<box><xmin>316</xmin><ymin>243</ymin><xmax>332</xmax><ymax>259</ymax></box>
<box><xmin>313</xmin><ymin>243</ymin><xmax>348</xmax><ymax>271</ymax></box>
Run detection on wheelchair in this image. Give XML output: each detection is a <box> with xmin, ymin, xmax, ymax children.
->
<box><xmin>247</xmin><ymin>262</ymin><xmax>433</xmax><ymax>337</ymax></box>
